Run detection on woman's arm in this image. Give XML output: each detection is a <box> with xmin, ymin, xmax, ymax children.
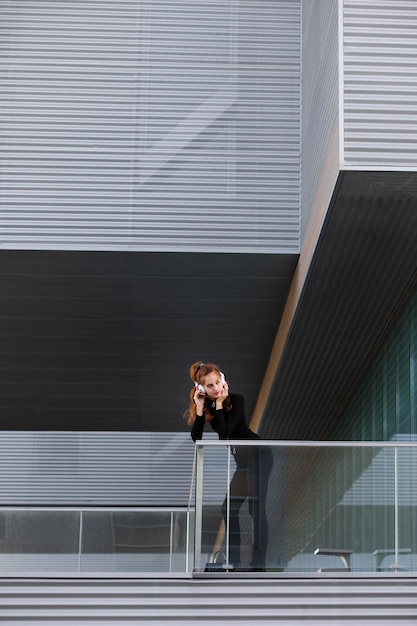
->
<box><xmin>190</xmin><ymin>386</ymin><xmax>207</xmax><ymax>441</ymax></box>
<box><xmin>191</xmin><ymin>414</ymin><xmax>205</xmax><ymax>442</ymax></box>
<box><xmin>211</xmin><ymin>409</ymin><xmax>227</xmax><ymax>439</ymax></box>
<box><xmin>215</xmin><ymin>394</ymin><xmax>246</xmax><ymax>438</ymax></box>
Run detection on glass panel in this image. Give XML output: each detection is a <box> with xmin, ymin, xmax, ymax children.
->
<box><xmin>397</xmin><ymin>446</ymin><xmax>417</xmax><ymax>572</ymax></box>
<box><xmin>329</xmin><ymin>278</ymin><xmax>417</xmax><ymax>443</ymax></box>
<box><xmin>195</xmin><ymin>444</ymin><xmax>232</xmax><ymax>572</ymax></box>
<box><xmin>0</xmin><ymin>508</ymin><xmax>191</xmax><ymax>574</ymax></box>
<box><xmin>0</xmin><ymin>510</ymin><xmax>80</xmax><ymax>572</ymax></box>
<box><xmin>81</xmin><ymin>510</ymin><xmax>188</xmax><ymax>572</ymax></box>
<box><xmin>193</xmin><ymin>443</ymin><xmax>415</xmax><ymax>573</ymax></box>
<box><xmin>195</xmin><ymin>442</ymin><xmax>277</xmax><ymax>572</ymax></box>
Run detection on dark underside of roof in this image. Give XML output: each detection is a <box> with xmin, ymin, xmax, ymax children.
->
<box><xmin>259</xmin><ymin>170</ymin><xmax>417</xmax><ymax>440</ymax></box>
<box><xmin>0</xmin><ymin>248</ymin><xmax>297</xmax><ymax>433</ymax></box>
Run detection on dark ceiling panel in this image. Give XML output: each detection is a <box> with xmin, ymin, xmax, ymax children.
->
<box><xmin>0</xmin><ymin>250</ymin><xmax>298</xmax><ymax>432</ymax></box>
<box><xmin>260</xmin><ymin>171</ymin><xmax>417</xmax><ymax>440</ymax></box>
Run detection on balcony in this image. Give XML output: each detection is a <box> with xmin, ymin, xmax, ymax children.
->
<box><xmin>0</xmin><ymin>434</ymin><xmax>416</xmax><ymax>577</ymax></box>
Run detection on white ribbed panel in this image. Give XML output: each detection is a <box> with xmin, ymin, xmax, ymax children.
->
<box><xmin>300</xmin><ymin>0</ymin><xmax>340</xmax><ymax>241</ymax></box>
<box><xmin>1</xmin><ymin>578</ymin><xmax>417</xmax><ymax>624</ymax></box>
<box><xmin>0</xmin><ymin>431</ymin><xmax>198</xmax><ymax>505</ymax></box>
<box><xmin>343</xmin><ymin>0</ymin><xmax>417</xmax><ymax>168</ymax></box>
<box><xmin>0</xmin><ymin>0</ymin><xmax>301</xmax><ymax>253</ymax></box>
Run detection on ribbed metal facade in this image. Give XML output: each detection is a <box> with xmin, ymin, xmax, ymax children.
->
<box><xmin>0</xmin><ymin>0</ymin><xmax>301</xmax><ymax>253</ymax></box>
<box><xmin>0</xmin><ymin>431</ymin><xmax>196</xmax><ymax>505</ymax></box>
<box><xmin>1</xmin><ymin>578</ymin><xmax>417</xmax><ymax>624</ymax></box>
<box><xmin>343</xmin><ymin>0</ymin><xmax>417</xmax><ymax>168</ymax></box>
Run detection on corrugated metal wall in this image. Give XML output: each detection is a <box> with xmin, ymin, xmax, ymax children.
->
<box><xmin>300</xmin><ymin>0</ymin><xmax>340</xmax><ymax>242</ymax></box>
<box><xmin>0</xmin><ymin>431</ymin><xmax>196</xmax><ymax>505</ymax></box>
<box><xmin>0</xmin><ymin>0</ymin><xmax>301</xmax><ymax>253</ymax></box>
<box><xmin>1</xmin><ymin>577</ymin><xmax>417</xmax><ymax>624</ymax></box>
<box><xmin>343</xmin><ymin>0</ymin><xmax>417</xmax><ymax>168</ymax></box>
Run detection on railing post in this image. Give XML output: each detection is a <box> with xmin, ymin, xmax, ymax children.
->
<box><xmin>194</xmin><ymin>444</ymin><xmax>204</xmax><ymax>571</ymax></box>
<box><xmin>225</xmin><ymin>444</ymin><xmax>232</xmax><ymax>568</ymax></box>
<box><xmin>78</xmin><ymin>510</ymin><xmax>83</xmax><ymax>572</ymax></box>
<box><xmin>169</xmin><ymin>511</ymin><xmax>173</xmax><ymax>573</ymax></box>
<box><xmin>186</xmin><ymin>445</ymin><xmax>196</xmax><ymax>573</ymax></box>
<box><xmin>393</xmin><ymin>446</ymin><xmax>400</xmax><ymax>570</ymax></box>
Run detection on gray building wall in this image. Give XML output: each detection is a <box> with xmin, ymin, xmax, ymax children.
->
<box><xmin>343</xmin><ymin>0</ymin><xmax>417</xmax><ymax>169</ymax></box>
<box><xmin>0</xmin><ymin>431</ymin><xmax>196</xmax><ymax>505</ymax></box>
<box><xmin>300</xmin><ymin>0</ymin><xmax>417</xmax><ymax>242</ymax></box>
<box><xmin>3</xmin><ymin>578</ymin><xmax>417</xmax><ymax>624</ymax></box>
<box><xmin>0</xmin><ymin>0</ymin><xmax>301</xmax><ymax>253</ymax></box>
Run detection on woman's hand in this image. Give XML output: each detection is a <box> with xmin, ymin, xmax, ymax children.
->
<box><xmin>216</xmin><ymin>381</ymin><xmax>229</xmax><ymax>408</ymax></box>
<box><xmin>193</xmin><ymin>390</ymin><xmax>205</xmax><ymax>415</ymax></box>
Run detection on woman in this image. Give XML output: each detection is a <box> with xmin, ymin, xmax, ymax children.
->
<box><xmin>184</xmin><ymin>361</ymin><xmax>273</xmax><ymax>571</ymax></box>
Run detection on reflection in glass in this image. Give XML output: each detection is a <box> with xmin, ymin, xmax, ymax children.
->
<box><xmin>0</xmin><ymin>511</ymin><xmax>80</xmax><ymax>572</ymax></box>
<box><xmin>0</xmin><ymin>508</ymin><xmax>189</xmax><ymax>573</ymax></box>
<box><xmin>81</xmin><ymin>510</ymin><xmax>188</xmax><ymax>572</ymax></box>
<box><xmin>195</xmin><ymin>442</ymin><xmax>417</xmax><ymax>573</ymax></box>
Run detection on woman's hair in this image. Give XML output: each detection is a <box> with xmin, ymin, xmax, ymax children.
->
<box><xmin>183</xmin><ymin>361</ymin><xmax>232</xmax><ymax>426</ymax></box>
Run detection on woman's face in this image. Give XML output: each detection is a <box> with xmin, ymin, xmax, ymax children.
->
<box><xmin>202</xmin><ymin>371</ymin><xmax>224</xmax><ymax>399</ymax></box>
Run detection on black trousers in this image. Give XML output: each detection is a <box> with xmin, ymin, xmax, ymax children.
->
<box><xmin>221</xmin><ymin>445</ymin><xmax>273</xmax><ymax>569</ymax></box>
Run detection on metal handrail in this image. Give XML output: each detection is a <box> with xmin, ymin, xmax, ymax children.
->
<box><xmin>195</xmin><ymin>439</ymin><xmax>417</xmax><ymax>447</ymax></box>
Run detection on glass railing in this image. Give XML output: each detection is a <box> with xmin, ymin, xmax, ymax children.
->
<box><xmin>193</xmin><ymin>440</ymin><xmax>417</xmax><ymax>574</ymax></box>
<box><xmin>0</xmin><ymin>507</ymin><xmax>194</xmax><ymax>574</ymax></box>
<box><xmin>2</xmin><ymin>440</ymin><xmax>416</xmax><ymax>576</ymax></box>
